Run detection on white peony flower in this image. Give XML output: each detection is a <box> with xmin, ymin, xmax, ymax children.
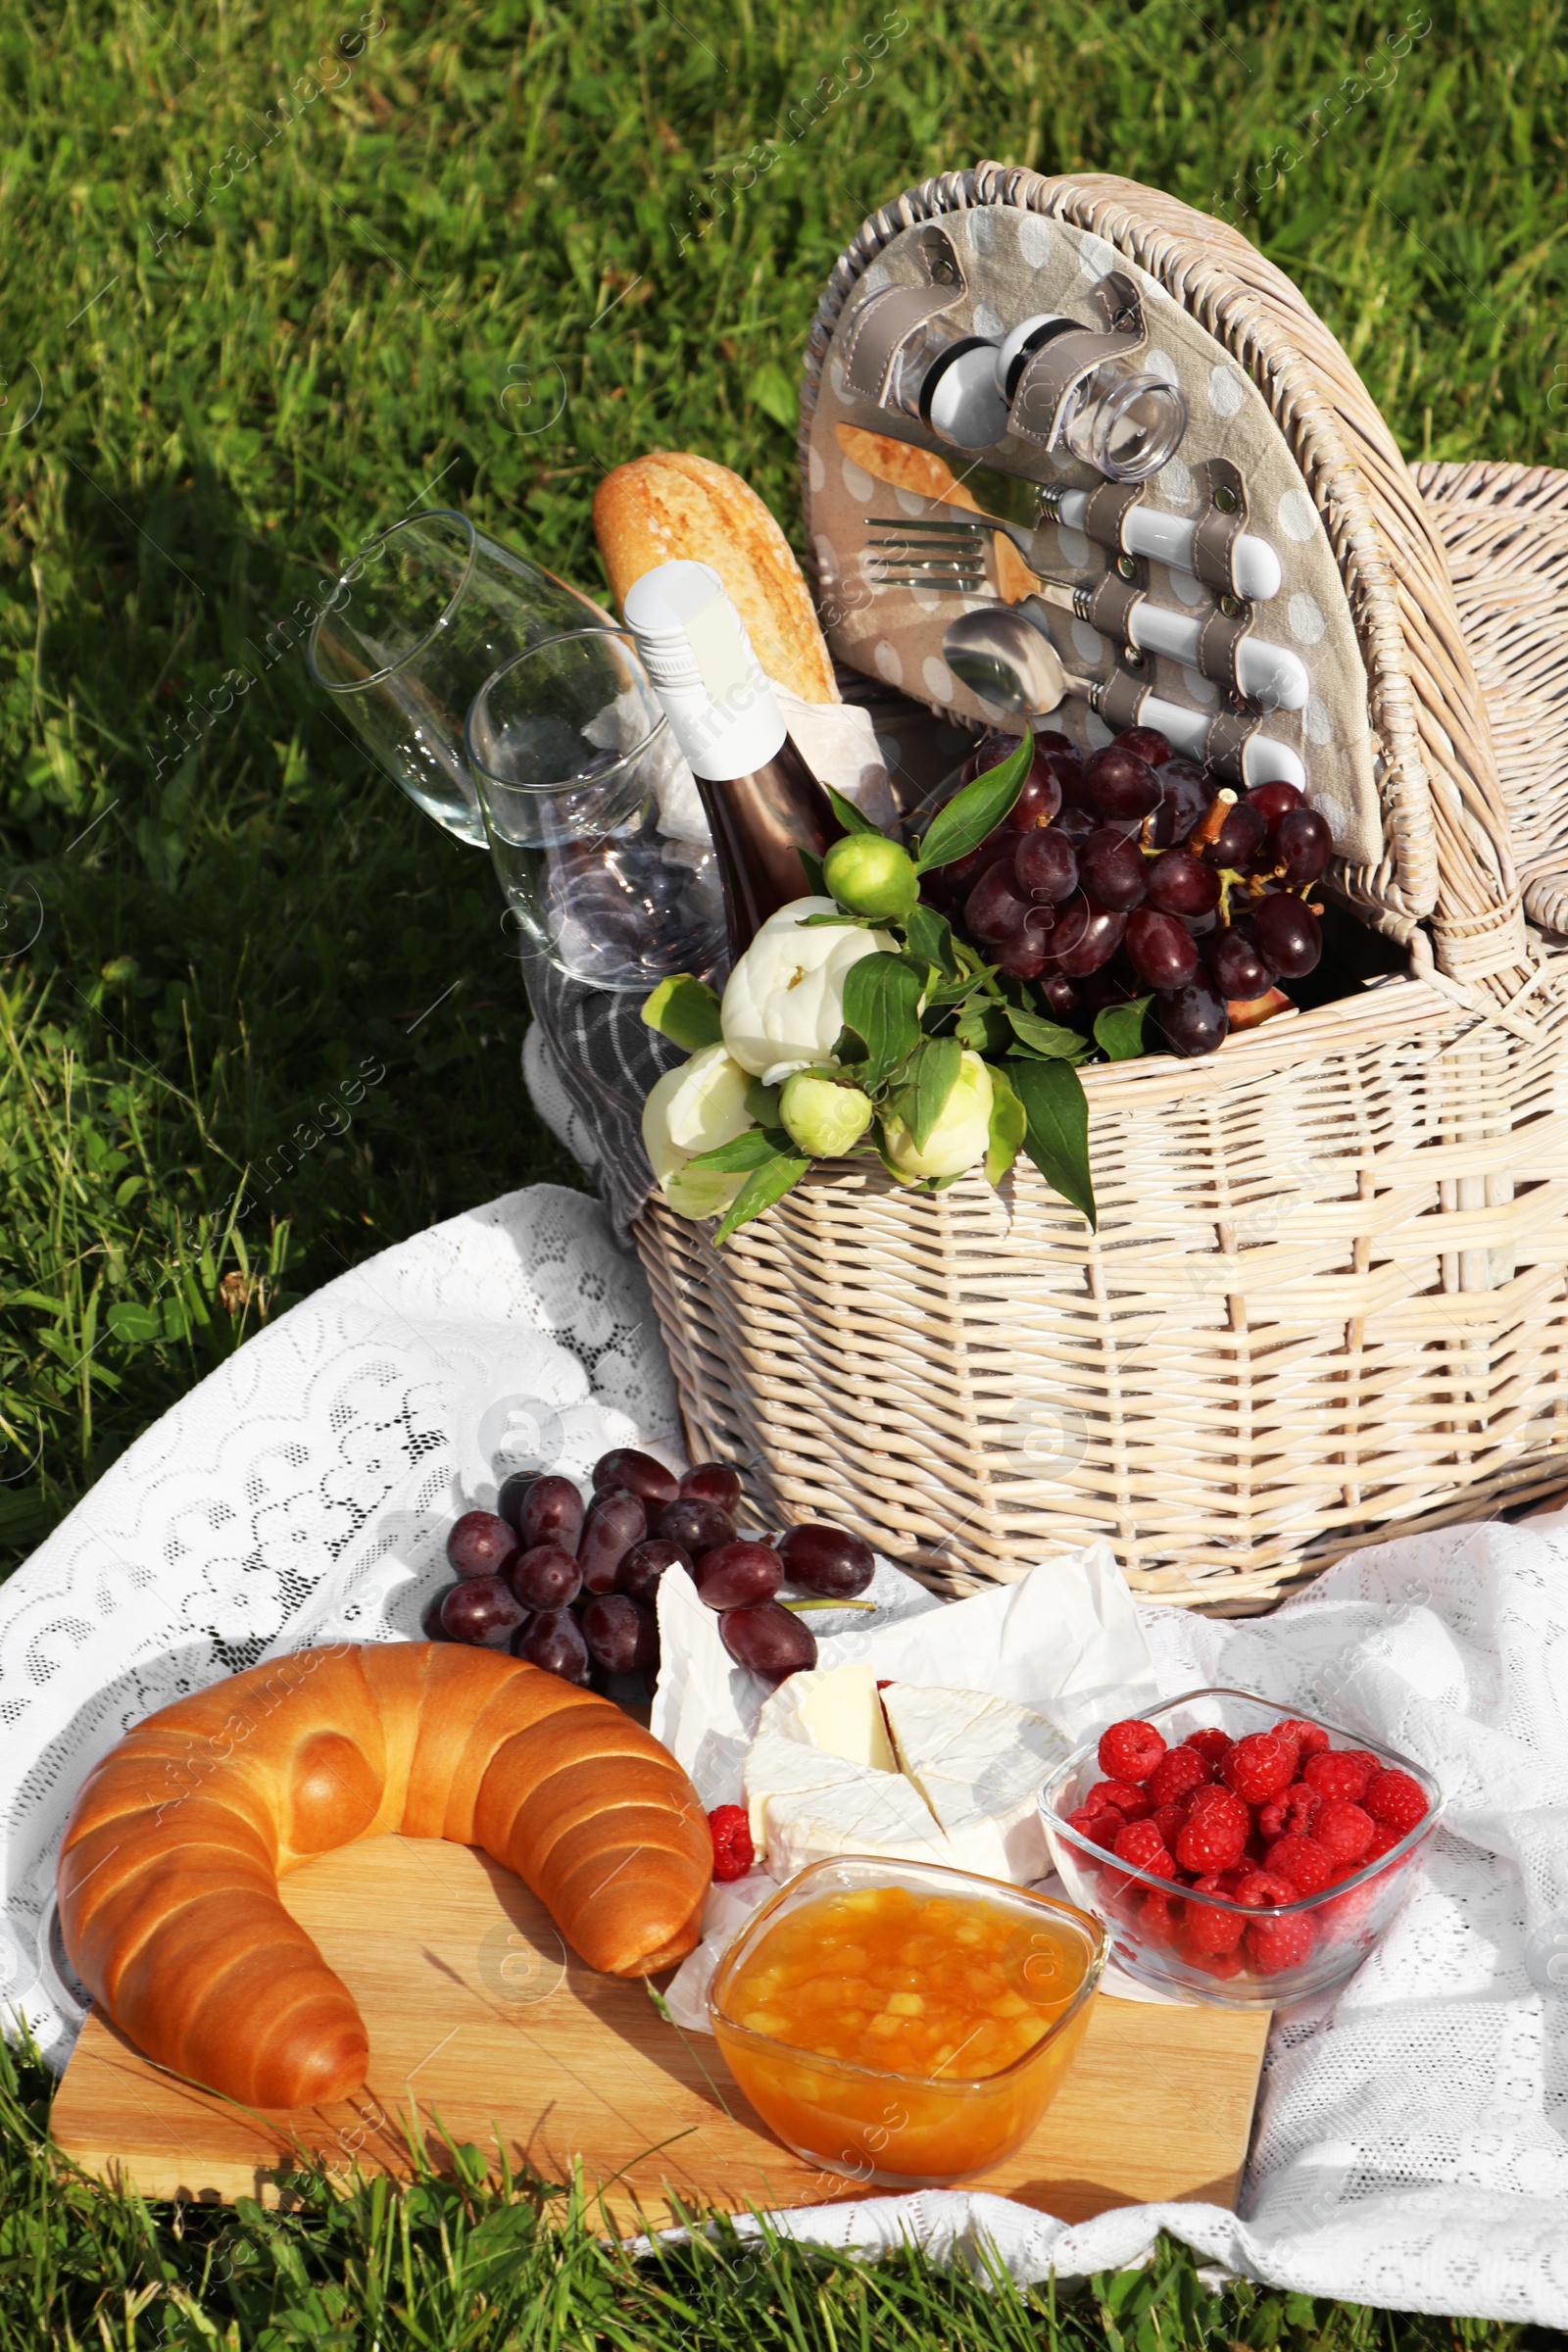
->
<box><xmin>641</xmin><ymin>1041</ymin><xmax>756</xmax><ymax>1219</ymax></box>
<box><xmin>720</xmin><ymin>897</ymin><xmax>896</xmax><ymax>1085</ymax></box>
<box><xmin>882</xmin><ymin>1051</ymin><xmax>995</xmax><ymax>1182</ymax></box>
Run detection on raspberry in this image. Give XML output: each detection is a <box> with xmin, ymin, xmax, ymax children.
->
<box><xmin>1175</xmin><ymin>1788</ymin><xmax>1250</xmax><ymax>1873</ymax></box>
<box><xmin>1247</xmin><ymin>1912</ymin><xmax>1317</xmax><ymax>1973</ymax></box>
<box><xmin>1232</xmin><ymin>1869</ymin><xmax>1295</xmax><ymax>1909</ymax></box>
<box><xmin>1302</xmin><ymin>1749</ymin><xmax>1372</xmax><ymax>1802</ymax></box>
<box><xmin>1184</xmin><ymin>1727</ymin><xmax>1233</xmax><ymax>1765</ymax></box>
<box><xmin>1312</xmin><ymin>1798</ymin><xmax>1374</xmax><ymax>1866</ymax></box>
<box><xmin>1221</xmin><ymin>1732</ymin><xmax>1295</xmax><ymax>1804</ymax></box>
<box><xmin>1147</xmin><ymin>1746</ymin><xmax>1214</xmax><ymax>1807</ymax></box>
<box><xmin>1346</xmin><ymin>1748</ymin><xmax>1385</xmax><ymax>1782</ymax></box>
<box><xmin>1263</xmin><ymin>1833</ymin><xmax>1335</xmax><ymax>1895</ymax></box>
<box><xmin>1085</xmin><ymin>1778</ymin><xmax>1150</xmax><ymax>1822</ymax></box>
<box><xmin>1187</xmin><ymin>1781</ymin><xmax>1238</xmax><ymax>1815</ymax></box>
<box><xmin>1185</xmin><ymin>1876</ymin><xmax>1246</xmax><ymax>1953</ymax></box>
<box><xmin>1273</xmin><ymin>1716</ymin><xmax>1330</xmax><ymax>1760</ymax></box>
<box><xmin>1190</xmin><ymin>1946</ymin><xmax>1246</xmax><ymax>1980</ymax></box>
<box><xmin>1257</xmin><ymin>1781</ymin><xmax>1319</xmax><ymax>1842</ymax></box>
<box><xmin>1151</xmin><ymin>1802</ymin><xmax>1192</xmax><ymax>1851</ymax></box>
<box><xmin>1363</xmin><ymin>1768</ymin><xmax>1428</xmax><ymax>1836</ymax></box>
<box><xmin>1112</xmin><ymin>1818</ymin><xmax>1173</xmax><ymax>1873</ymax></box>
<box><xmin>1363</xmin><ymin>1820</ymin><xmax>1404</xmax><ymax>1863</ymax></box>
<box><xmin>1098</xmin><ymin>1718</ymin><xmax>1167</xmax><ymax>1786</ymax></box>
<box><xmin>708</xmin><ymin>1804</ymin><xmax>755</xmax><ymax>1882</ymax></box>
<box><xmin>1141</xmin><ymin>1889</ymin><xmax>1181</xmax><ymax>1945</ymax></box>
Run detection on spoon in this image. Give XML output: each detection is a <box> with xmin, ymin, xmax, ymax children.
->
<box><xmin>942</xmin><ymin>607</ymin><xmax>1305</xmax><ymax>788</ymax></box>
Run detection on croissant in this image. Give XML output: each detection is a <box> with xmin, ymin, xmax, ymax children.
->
<box><xmin>57</xmin><ymin>1642</ymin><xmax>711</xmax><ymax>2108</ymax></box>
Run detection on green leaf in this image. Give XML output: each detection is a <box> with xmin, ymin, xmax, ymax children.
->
<box><xmin>841</xmin><ymin>952</ymin><xmax>923</xmax><ymax>1090</ymax></box>
<box><xmin>743</xmin><ymin>1080</ymin><xmax>782</xmax><ymax>1126</ymax></box>
<box><xmin>107</xmin><ymin>1300</ymin><xmax>163</xmax><ymax>1345</ymax></box>
<box><xmin>906</xmin><ymin>1035</ymin><xmax>962</xmax><ymax>1152</ymax></box>
<box><xmin>798</xmin><ymin>846</ymin><xmax>825</xmax><ymax>896</ymax></box>
<box><xmin>823</xmin><ymin>782</ymin><xmax>881</xmax><ymax>838</ymax></box>
<box><xmin>1005</xmin><ymin>1002</ymin><xmax>1091</xmax><ymax>1060</ymax></box>
<box><xmin>905</xmin><ymin>903</ymin><xmax>958</xmax><ymax>980</ymax></box>
<box><xmin>641</xmin><ymin>972</ymin><xmax>723</xmax><ymax>1052</ymax></box>
<box><xmin>712</xmin><ymin>1151</ymin><xmax>810</xmax><ymax>1247</ymax></box>
<box><xmin>797</xmin><ymin>909</ymin><xmax>881</xmax><ymax>929</ymax></box>
<box><xmin>912</xmin><ymin>736</ymin><xmax>1031</xmax><ymax>873</ymax></box>
<box><xmin>954</xmin><ymin>999</ymin><xmax>1014</xmax><ymax>1055</ymax></box>
<box><xmin>1094</xmin><ymin>995</ymin><xmax>1153</xmax><ymax>1061</ymax></box>
<box><xmin>1006</xmin><ymin>1055</ymin><xmax>1097</xmax><ymax>1229</ymax></box>
<box><xmin>683</xmin><ymin>1126</ymin><xmax>783</xmax><ymax>1173</ymax></box>
<box><xmin>984</xmin><ymin>1060</ymin><xmax>1027</xmax><ymax>1186</ymax></box>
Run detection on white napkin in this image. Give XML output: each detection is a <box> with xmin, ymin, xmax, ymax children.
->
<box><xmin>652</xmin><ymin>684</ymin><xmax>898</xmax><ymax>843</ymax></box>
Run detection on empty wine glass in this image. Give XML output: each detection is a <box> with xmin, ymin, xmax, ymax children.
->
<box><xmin>466</xmin><ymin>629</ymin><xmax>726</xmax><ymax>993</ymax></box>
<box><xmin>307</xmin><ymin>511</ymin><xmax>609</xmax><ymax>847</ymax></box>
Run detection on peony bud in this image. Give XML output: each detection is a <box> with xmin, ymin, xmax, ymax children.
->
<box><xmin>881</xmin><ymin>1051</ymin><xmax>994</xmax><ymax>1182</ymax></box>
<box><xmin>823</xmin><ymin>833</ymin><xmax>920</xmax><ymax>921</ymax></box>
<box><xmin>720</xmin><ymin>897</ymin><xmax>896</xmax><ymax>1086</ymax></box>
<box><xmin>641</xmin><ymin>1042</ymin><xmax>756</xmax><ymax>1219</ymax></box>
<box><xmin>779</xmin><ymin>1068</ymin><xmax>874</xmax><ymax>1158</ymax></box>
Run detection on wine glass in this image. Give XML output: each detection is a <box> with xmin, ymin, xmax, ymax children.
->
<box><xmin>307</xmin><ymin>511</ymin><xmax>610</xmax><ymax>847</ymax></box>
<box><xmin>466</xmin><ymin>629</ymin><xmax>726</xmax><ymax>993</ymax></box>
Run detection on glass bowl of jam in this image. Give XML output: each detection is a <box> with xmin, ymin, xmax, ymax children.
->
<box><xmin>708</xmin><ymin>1857</ymin><xmax>1106</xmax><ymax>2188</ymax></box>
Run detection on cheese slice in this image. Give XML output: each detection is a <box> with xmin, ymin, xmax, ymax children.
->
<box><xmin>881</xmin><ymin>1685</ymin><xmax>1069</xmax><ymax>1884</ymax></box>
<box><xmin>744</xmin><ymin>1737</ymin><xmax>951</xmax><ymax>1878</ymax></box>
<box><xmin>762</xmin><ymin>1663</ymin><xmax>897</xmax><ymax>1773</ymax></box>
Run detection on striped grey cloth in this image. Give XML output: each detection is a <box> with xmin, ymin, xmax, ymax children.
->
<box><xmin>518</xmin><ymin>943</ymin><xmax>682</xmax><ymax>1242</ymax></box>
<box><xmin>516</xmin><ymin>679</ymin><xmax>976</xmax><ymax>1244</ymax></box>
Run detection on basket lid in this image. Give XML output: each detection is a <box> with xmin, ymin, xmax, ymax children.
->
<box><xmin>800</xmin><ymin>166</ymin><xmax>1531</xmax><ymax>1007</ymax></box>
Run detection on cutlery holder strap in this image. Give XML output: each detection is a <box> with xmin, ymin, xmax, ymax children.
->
<box><xmin>1191</xmin><ymin>457</ymin><xmax>1251</xmax><ymax>595</ymax></box>
<box><xmin>1195</xmin><ymin>601</ymin><xmax>1257</xmax><ymax>697</ymax></box>
<box><xmin>1007</xmin><ymin>272</ymin><xmax>1149</xmax><ymax>450</ymax></box>
<box><xmin>1203</xmin><ymin>705</ymin><xmax>1264</xmax><ymax>777</ymax></box>
<box><xmin>841</xmin><ymin>225</ymin><xmax>968</xmax><ymax>405</ymax></box>
<box><xmin>1096</xmin><ymin>666</ymin><xmax>1152</xmax><ymax>731</ymax></box>
<box><xmin>1084</xmin><ymin>570</ymin><xmax>1145</xmax><ymax>649</ymax></box>
<box><xmin>1077</xmin><ymin>477</ymin><xmax>1148</xmax><ymax>556</ymax></box>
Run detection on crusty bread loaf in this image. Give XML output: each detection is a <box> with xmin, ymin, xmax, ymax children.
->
<box><xmin>594</xmin><ymin>451</ymin><xmax>839</xmax><ymax>703</ymax></box>
<box><xmin>58</xmin><ymin>1642</ymin><xmax>710</xmax><ymax>2108</ymax></box>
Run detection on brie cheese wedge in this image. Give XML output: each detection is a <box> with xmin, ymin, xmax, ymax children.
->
<box><xmin>881</xmin><ymin>1684</ymin><xmax>1068</xmax><ymax>1883</ymax></box>
<box><xmin>744</xmin><ymin>1736</ymin><xmax>950</xmax><ymax>1877</ymax></box>
<box><xmin>760</xmin><ymin>1662</ymin><xmax>897</xmax><ymax>1772</ymax></box>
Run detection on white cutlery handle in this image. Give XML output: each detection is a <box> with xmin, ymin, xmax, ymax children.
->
<box><xmin>1055</xmin><ymin>490</ymin><xmax>1283</xmax><ymax>602</ymax></box>
<box><xmin>1139</xmin><ymin>695</ymin><xmax>1307</xmax><ymax>790</ymax></box>
<box><xmin>1125</xmin><ymin>605</ymin><xmax>1308</xmax><ymax>710</ymax></box>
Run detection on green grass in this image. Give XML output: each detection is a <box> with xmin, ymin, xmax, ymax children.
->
<box><xmin>2</xmin><ymin>0</ymin><xmax>1566</xmax><ymax>2338</ymax></box>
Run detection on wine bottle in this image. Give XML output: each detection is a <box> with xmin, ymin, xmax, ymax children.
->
<box><xmin>622</xmin><ymin>561</ymin><xmax>843</xmax><ymax>958</ymax></box>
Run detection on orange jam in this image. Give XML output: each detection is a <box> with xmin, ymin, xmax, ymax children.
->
<box><xmin>711</xmin><ymin>1879</ymin><xmax>1102</xmax><ymax>2187</ymax></box>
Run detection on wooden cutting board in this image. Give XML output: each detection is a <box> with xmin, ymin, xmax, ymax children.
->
<box><xmin>52</xmin><ymin>1836</ymin><xmax>1270</xmax><ymax>2228</ymax></box>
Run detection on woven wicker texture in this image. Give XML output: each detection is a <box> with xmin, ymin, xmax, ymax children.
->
<box><xmin>1414</xmin><ymin>461</ymin><xmax>1568</xmax><ymax>942</ymax></box>
<box><xmin>802</xmin><ymin>167</ymin><xmax>1533</xmax><ymax>999</ymax></box>
<box><xmin>634</xmin><ymin>171</ymin><xmax>1568</xmax><ymax>1607</ymax></box>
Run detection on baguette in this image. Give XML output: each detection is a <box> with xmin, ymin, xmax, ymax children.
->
<box><xmin>594</xmin><ymin>450</ymin><xmax>838</xmax><ymax>703</ymax></box>
<box><xmin>57</xmin><ymin>1642</ymin><xmax>711</xmax><ymax>2108</ymax></box>
<box><xmin>833</xmin><ymin>424</ymin><xmax>1038</xmax><ymax>603</ymax></box>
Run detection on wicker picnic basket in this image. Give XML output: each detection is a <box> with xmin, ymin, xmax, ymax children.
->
<box><xmin>632</xmin><ymin>167</ymin><xmax>1568</xmax><ymax>1611</ymax></box>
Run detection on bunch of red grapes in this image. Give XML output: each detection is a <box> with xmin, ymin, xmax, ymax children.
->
<box><xmin>923</xmin><ymin>725</ymin><xmax>1333</xmax><ymax>1057</ymax></box>
<box><xmin>424</xmin><ymin>1447</ymin><xmax>875</xmax><ymax>1692</ymax></box>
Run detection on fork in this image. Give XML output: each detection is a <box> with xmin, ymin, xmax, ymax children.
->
<box><xmin>863</xmin><ymin>518</ymin><xmax>1308</xmax><ymax>711</ymax></box>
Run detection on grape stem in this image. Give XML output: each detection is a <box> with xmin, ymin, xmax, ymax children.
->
<box><xmin>779</xmin><ymin>1596</ymin><xmax>877</xmax><ymax>1613</ymax></box>
<box><xmin>1188</xmin><ymin>788</ymin><xmax>1237</xmax><ymax>855</ymax></box>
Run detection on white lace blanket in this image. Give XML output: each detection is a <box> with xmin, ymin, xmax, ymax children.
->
<box><xmin>3</xmin><ymin>1185</ymin><xmax>1566</xmax><ymax>2328</ymax></box>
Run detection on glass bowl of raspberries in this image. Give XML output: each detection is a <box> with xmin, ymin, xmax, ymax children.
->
<box><xmin>1038</xmin><ymin>1689</ymin><xmax>1443</xmax><ymax>2006</ymax></box>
